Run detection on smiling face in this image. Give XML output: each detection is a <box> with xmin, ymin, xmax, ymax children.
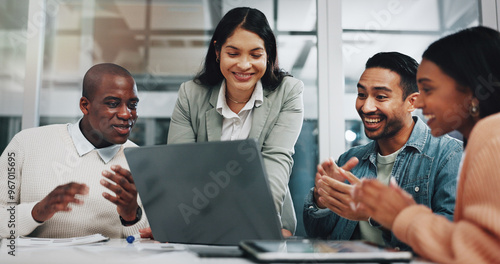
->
<box><xmin>356</xmin><ymin>67</ymin><xmax>414</xmax><ymax>141</ymax></box>
<box><xmin>216</xmin><ymin>27</ymin><xmax>267</xmax><ymax>99</ymax></box>
<box><xmin>415</xmin><ymin>58</ymin><xmax>475</xmax><ymax>138</ymax></box>
<box><xmin>80</xmin><ymin>74</ymin><xmax>139</xmax><ymax>148</ymax></box>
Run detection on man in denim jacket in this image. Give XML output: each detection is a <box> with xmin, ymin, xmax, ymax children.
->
<box><xmin>303</xmin><ymin>52</ymin><xmax>462</xmax><ymax>251</ymax></box>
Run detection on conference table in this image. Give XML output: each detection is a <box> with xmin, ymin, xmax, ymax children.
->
<box><xmin>0</xmin><ymin>238</ymin><xmax>434</xmax><ymax>264</ymax></box>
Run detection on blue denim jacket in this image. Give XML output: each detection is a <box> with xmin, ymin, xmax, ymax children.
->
<box><xmin>303</xmin><ymin>116</ymin><xmax>463</xmax><ymax>251</ymax></box>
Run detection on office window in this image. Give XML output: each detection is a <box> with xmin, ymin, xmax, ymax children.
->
<box><xmin>0</xmin><ymin>1</ymin><xmax>29</xmax><ymax>153</ymax></box>
<box><xmin>342</xmin><ymin>0</ymin><xmax>480</xmax><ymax>149</ymax></box>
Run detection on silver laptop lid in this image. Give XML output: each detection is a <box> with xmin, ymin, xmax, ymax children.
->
<box><xmin>125</xmin><ymin>139</ymin><xmax>283</xmax><ymax>245</ymax></box>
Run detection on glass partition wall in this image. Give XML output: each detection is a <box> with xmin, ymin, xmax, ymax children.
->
<box><xmin>342</xmin><ymin>0</ymin><xmax>480</xmax><ymax>149</ymax></box>
<box><xmin>0</xmin><ymin>1</ymin><xmax>29</xmax><ymax>154</ymax></box>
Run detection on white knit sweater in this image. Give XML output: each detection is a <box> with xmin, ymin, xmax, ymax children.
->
<box><xmin>0</xmin><ymin>124</ymin><xmax>149</xmax><ymax>238</ymax></box>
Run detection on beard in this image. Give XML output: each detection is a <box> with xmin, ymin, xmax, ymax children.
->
<box><xmin>363</xmin><ymin>115</ymin><xmax>405</xmax><ymax>141</ymax></box>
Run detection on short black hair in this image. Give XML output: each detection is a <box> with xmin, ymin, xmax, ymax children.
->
<box><xmin>82</xmin><ymin>63</ymin><xmax>133</xmax><ymax>100</ymax></box>
<box><xmin>365</xmin><ymin>52</ymin><xmax>419</xmax><ymax>100</ymax></box>
<box><xmin>423</xmin><ymin>26</ymin><xmax>500</xmax><ymax>118</ymax></box>
<box><xmin>194</xmin><ymin>7</ymin><xmax>289</xmax><ymax>91</ymax></box>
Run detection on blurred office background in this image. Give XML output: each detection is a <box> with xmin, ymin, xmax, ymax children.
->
<box><xmin>1</xmin><ymin>0</ymin><xmax>496</xmax><ymax>236</ymax></box>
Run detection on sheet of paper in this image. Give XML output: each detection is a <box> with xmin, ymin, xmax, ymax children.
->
<box><xmin>17</xmin><ymin>233</ymin><xmax>109</xmax><ymax>247</ymax></box>
<box><xmin>134</xmin><ymin>242</ymin><xmax>186</xmax><ymax>251</ymax></box>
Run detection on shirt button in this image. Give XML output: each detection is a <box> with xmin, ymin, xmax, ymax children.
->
<box><xmin>414</xmin><ymin>186</ymin><xmax>420</xmax><ymax>193</ymax></box>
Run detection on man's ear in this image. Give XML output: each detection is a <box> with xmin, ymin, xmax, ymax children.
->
<box><xmin>406</xmin><ymin>92</ymin><xmax>419</xmax><ymax>112</ymax></box>
<box><xmin>80</xmin><ymin>97</ymin><xmax>90</xmax><ymax>115</ymax></box>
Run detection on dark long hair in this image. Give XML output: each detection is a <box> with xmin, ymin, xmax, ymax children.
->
<box><xmin>194</xmin><ymin>7</ymin><xmax>289</xmax><ymax>91</ymax></box>
<box><xmin>423</xmin><ymin>26</ymin><xmax>500</xmax><ymax>118</ymax></box>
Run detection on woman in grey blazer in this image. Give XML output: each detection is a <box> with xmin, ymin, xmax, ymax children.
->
<box><xmin>167</xmin><ymin>7</ymin><xmax>304</xmax><ymax>237</ymax></box>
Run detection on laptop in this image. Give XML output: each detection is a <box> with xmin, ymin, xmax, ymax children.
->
<box><xmin>124</xmin><ymin>139</ymin><xmax>283</xmax><ymax>245</ymax></box>
<box><xmin>239</xmin><ymin>240</ymin><xmax>413</xmax><ymax>263</ymax></box>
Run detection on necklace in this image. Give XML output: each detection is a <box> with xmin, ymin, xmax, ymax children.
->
<box><xmin>226</xmin><ymin>95</ymin><xmax>249</xmax><ymax>104</ymax></box>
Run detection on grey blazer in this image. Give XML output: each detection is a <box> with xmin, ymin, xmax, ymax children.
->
<box><xmin>167</xmin><ymin>76</ymin><xmax>304</xmax><ymax>233</ymax></box>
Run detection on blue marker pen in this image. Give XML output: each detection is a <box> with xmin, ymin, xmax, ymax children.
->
<box><xmin>126</xmin><ymin>234</ymin><xmax>141</xmax><ymax>244</ymax></box>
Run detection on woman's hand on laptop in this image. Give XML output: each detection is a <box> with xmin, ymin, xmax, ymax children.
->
<box><xmin>101</xmin><ymin>165</ymin><xmax>140</xmax><ymax>224</ymax></box>
<box><xmin>281</xmin><ymin>229</ymin><xmax>292</xmax><ymax>238</ymax></box>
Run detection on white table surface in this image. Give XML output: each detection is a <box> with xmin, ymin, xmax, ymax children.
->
<box><xmin>0</xmin><ymin>238</ymin><xmax>435</xmax><ymax>264</ymax></box>
<box><xmin>0</xmin><ymin>238</ymin><xmax>252</xmax><ymax>264</ymax></box>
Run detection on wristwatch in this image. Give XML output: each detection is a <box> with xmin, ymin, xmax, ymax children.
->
<box><xmin>368</xmin><ymin>216</ymin><xmax>381</xmax><ymax>228</ymax></box>
<box><xmin>120</xmin><ymin>206</ymin><xmax>142</xmax><ymax>226</ymax></box>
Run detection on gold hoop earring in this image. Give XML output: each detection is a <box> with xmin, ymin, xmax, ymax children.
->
<box><xmin>469</xmin><ymin>102</ymin><xmax>479</xmax><ymax>117</ymax></box>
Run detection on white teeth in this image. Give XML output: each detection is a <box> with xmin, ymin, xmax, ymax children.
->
<box><xmin>424</xmin><ymin>114</ymin><xmax>435</xmax><ymax>120</ymax></box>
<box><xmin>365</xmin><ymin>118</ymin><xmax>381</xmax><ymax>123</ymax></box>
<box><xmin>235</xmin><ymin>73</ymin><xmax>251</xmax><ymax>78</ymax></box>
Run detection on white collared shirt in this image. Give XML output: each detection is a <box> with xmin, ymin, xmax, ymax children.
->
<box><xmin>68</xmin><ymin>119</ymin><xmax>122</xmax><ymax>163</ymax></box>
<box><xmin>216</xmin><ymin>80</ymin><xmax>263</xmax><ymax>141</ymax></box>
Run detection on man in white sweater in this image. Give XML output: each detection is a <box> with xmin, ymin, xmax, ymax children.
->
<box><xmin>0</xmin><ymin>63</ymin><xmax>148</xmax><ymax>239</ymax></box>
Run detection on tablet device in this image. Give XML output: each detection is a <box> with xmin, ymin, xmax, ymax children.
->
<box><xmin>239</xmin><ymin>240</ymin><xmax>413</xmax><ymax>263</ymax></box>
<box><xmin>124</xmin><ymin>139</ymin><xmax>283</xmax><ymax>245</ymax></box>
